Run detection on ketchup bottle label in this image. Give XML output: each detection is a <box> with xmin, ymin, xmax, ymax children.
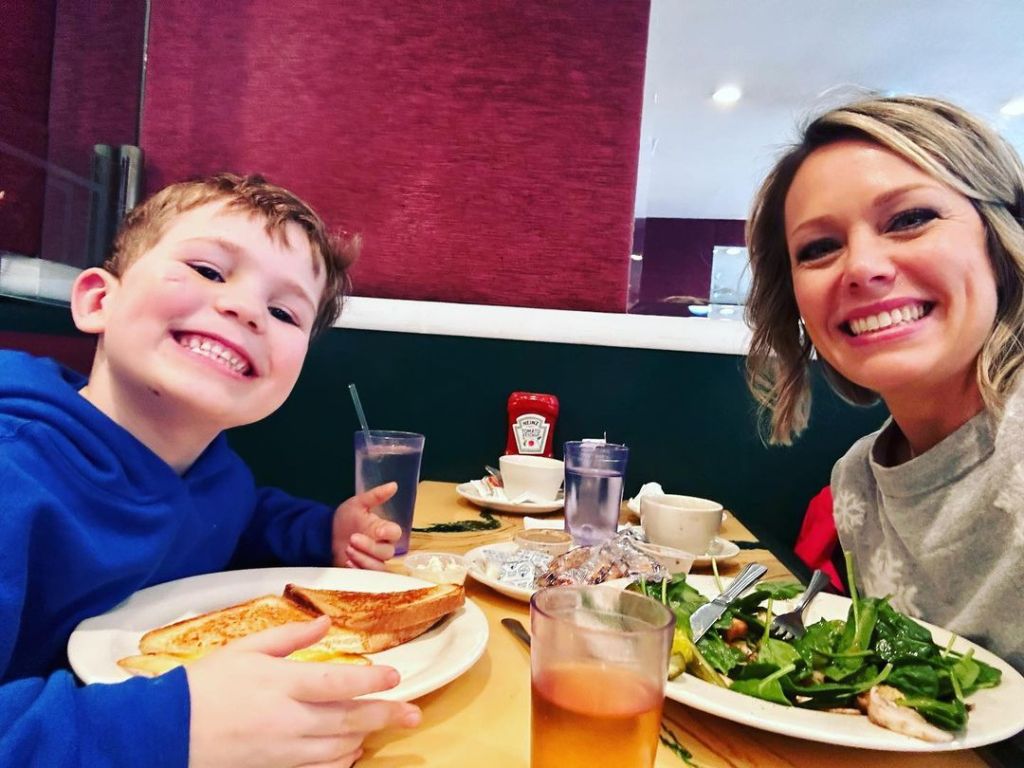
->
<box><xmin>511</xmin><ymin>413</ymin><xmax>550</xmax><ymax>454</ymax></box>
<box><xmin>506</xmin><ymin>392</ymin><xmax>559</xmax><ymax>457</ymax></box>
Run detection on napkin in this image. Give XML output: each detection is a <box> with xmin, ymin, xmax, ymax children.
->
<box><xmin>626</xmin><ymin>481</ymin><xmax>665</xmax><ymax>514</ymax></box>
<box><xmin>469</xmin><ymin>478</ymin><xmax>558</xmax><ymax>504</ymax></box>
<box><xmin>524</xmin><ymin>516</ymin><xmax>632</xmax><ymax>533</ymax></box>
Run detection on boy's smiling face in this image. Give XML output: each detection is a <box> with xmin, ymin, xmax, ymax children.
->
<box><xmin>76</xmin><ymin>201</ymin><xmax>326</xmax><ymax>464</ymax></box>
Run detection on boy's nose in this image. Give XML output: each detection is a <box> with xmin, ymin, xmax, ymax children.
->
<box><xmin>215</xmin><ymin>290</ymin><xmax>265</xmax><ymax>332</ymax></box>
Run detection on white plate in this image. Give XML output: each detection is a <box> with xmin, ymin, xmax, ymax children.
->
<box><xmin>666</xmin><ymin>575</ymin><xmax>1024</xmax><ymax>751</ymax></box>
<box><xmin>456</xmin><ymin>481</ymin><xmax>564</xmax><ymax>515</ymax></box>
<box><xmin>464</xmin><ymin>542</ymin><xmax>635</xmax><ymax>602</ymax></box>
<box><xmin>68</xmin><ymin>567</ymin><xmax>489</xmax><ymax>702</ymax></box>
<box><xmin>691</xmin><ymin>537</ymin><xmax>741</xmax><ymax>566</ymax></box>
<box><xmin>465</xmin><ymin>541</ymin><xmax>536</xmax><ymax>601</ymax></box>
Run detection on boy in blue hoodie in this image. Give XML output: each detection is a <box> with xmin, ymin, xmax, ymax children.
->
<box><xmin>0</xmin><ymin>174</ymin><xmax>422</xmax><ymax>767</ymax></box>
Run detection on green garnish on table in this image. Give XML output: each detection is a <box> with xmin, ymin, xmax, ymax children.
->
<box><xmin>412</xmin><ymin>510</ymin><xmax>501</xmax><ymax>533</ymax></box>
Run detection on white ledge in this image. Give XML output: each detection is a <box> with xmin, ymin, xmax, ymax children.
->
<box><xmin>334</xmin><ymin>296</ymin><xmax>751</xmax><ymax>356</ymax></box>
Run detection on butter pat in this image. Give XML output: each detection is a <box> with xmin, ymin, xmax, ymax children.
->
<box><xmin>403</xmin><ymin>552</ymin><xmax>468</xmax><ymax>585</ymax></box>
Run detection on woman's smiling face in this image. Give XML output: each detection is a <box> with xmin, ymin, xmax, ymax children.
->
<box><xmin>784</xmin><ymin>139</ymin><xmax>998</xmax><ymax>405</ymax></box>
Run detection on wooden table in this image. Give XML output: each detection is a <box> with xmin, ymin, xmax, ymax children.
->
<box><xmin>362</xmin><ymin>481</ymin><xmax>987</xmax><ymax>767</ymax></box>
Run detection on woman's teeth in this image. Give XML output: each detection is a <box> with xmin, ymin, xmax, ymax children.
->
<box><xmin>179</xmin><ymin>334</ymin><xmax>251</xmax><ymax>374</ymax></box>
<box><xmin>848</xmin><ymin>304</ymin><xmax>928</xmax><ymax>336</ymax></box>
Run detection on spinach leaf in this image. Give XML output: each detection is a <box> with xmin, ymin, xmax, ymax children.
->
<box><xmin>696</xmin><ymin>629</ymin><xmax>744</xmax><ymax>675</ymax></box>
<box><xmin>793</xmin><ymin>619</ymin><xmax>844</xmax><ymax>669</ymax></box>
<box><xmin>874</xmin><ymin>603</ymin><xmax>939</xmax><ymax>662</ymax></box>
<box><xmin>887</xmin><ymin>663</ymin><xmax>940</xmax><ymax>699</ymax></box>
<box><xmin>730</xmin><ymin>663</ymin><xmax>797</xmax><ymax>706</ymax></box>
<box><xmin>899</xmin><ymin>695</ymin><xmax>968</xmax><ymax>731</ymax></box>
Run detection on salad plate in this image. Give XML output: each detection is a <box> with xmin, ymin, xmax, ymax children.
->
<box><xmin>664</xmin><ymin>575</ymin><xmax>1024</xmax><ymax>751</ymax></box>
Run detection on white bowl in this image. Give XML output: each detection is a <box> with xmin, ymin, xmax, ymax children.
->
<box><xmin>640</xmin><ymin>493</ymin><xmax>723</xmax><ymax>554</ymax></box>
<box><xmin>499</xmin><ymin>454</ymin><xmax>564</xmax><ymax>501</ymax></box>
<box><xmin>633</xmin><ymin>540</ymin><xmax>696</xmax><ymax>574</ymax></box>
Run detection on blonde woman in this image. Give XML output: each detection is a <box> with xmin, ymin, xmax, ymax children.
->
<box><xmin>745</xmin><ymin>95</ymin><xmax>1024</xmax><ymax>675</ymax></box>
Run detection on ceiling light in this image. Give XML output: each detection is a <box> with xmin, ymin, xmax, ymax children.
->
<box><xmin>1000</xmin><ymin>97</ymin><xmax>1024</xmax><ymax>116</ymax></box>
<box><xmin>630</xmin><ymin>253</ymin><xmax>643</xmax><ymax>261</ymax></box>
<box><xmin>712</xmin><ymin>84</ymin><xmax>742</xmax><ymax>106</ymax></box>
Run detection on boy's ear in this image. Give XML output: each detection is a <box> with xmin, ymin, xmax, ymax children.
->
<box><xmin>70</xmin><ymin>268</ymin><xmax>119</xmax><ymax>335</ymax></box>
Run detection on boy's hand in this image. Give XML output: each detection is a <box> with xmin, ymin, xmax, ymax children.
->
<box><xmin>187</xmin><ymin>616</ymin><xmax>421</xmax><ymax>768</ymax></box>
<box><xmin>332</xmin><ymin>482</ymin><xmax>403</xmax><ymax>570</ymax></box>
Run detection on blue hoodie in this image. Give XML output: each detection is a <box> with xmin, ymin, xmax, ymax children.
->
<box><xmin>0</xmin><ymin>350</ymin><xmax>334</xmax><ymax>766</ymax></box>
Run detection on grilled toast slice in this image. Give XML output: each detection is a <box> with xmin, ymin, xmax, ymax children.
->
<box><xmin>137</xmin><ymin>593</ymin><xmax>361</xmax><ymax>656</ymax></box>
<box><xmin>283</xmin><ymin>583</ymin><xmax>465</xmax><ymax>636</ymax></box>
<box><xmin>118</xmin><ymin>647</ymin><xmax>370</xmax><ymax>678</ymax></box>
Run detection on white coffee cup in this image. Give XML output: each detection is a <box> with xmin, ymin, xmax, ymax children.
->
<box><xmin>640</xmin><ymin>493</ymin><xmax>723</xmax><ymax>555</ymax></box>
<box><xmin>498</xmin><ymin>454</ymin><xmax>564</xmax><ymax>501</ymax></box>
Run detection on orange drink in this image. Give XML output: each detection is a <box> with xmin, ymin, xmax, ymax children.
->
<box><xmin>530</xmin><ymin>586</ymin><xmax>673</xmax><ymax>768</ymax></box>
<box><xmin>531</xmin><ymin>663</ymin><xmax>663</xmax><ymax>768</ymax></box>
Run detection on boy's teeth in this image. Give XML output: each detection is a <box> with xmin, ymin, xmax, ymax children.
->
<box><xmin>849</xmin><ymin>304</ymin><xmax>926</xmax><ymax>336</ymax></box>
<box><xmin>179</xmin><ymin>334</ymin><xmax>250</xmax><ymax>374</ymax></box>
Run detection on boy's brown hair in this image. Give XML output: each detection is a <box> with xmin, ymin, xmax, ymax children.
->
<box><xmin>105</xmin><ymin>173</ymin><xmax>357</xmax><ymax>336</ymax></box>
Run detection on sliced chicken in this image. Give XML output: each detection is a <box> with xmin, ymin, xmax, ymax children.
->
<box><xmin>857</xmin><ymin>685</ymin><xmax>954</xmax><ymax>743</ymax></box>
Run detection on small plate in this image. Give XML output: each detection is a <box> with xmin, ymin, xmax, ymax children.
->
<box><xmin>456</xmin><ymin>482</ymin><xmax>564</xmax><ymax>515</ymax></box>
<box><xmin>691</xmin><ymin>537</ymin><xmax>740</xmax><ymax>566</ymax></box>
<box><xmin>465</xmin><ymin>542</ymin><xmax>638</xmax><ymax>602</ymax></box>
<box><xmin>465</xmin><ymin>541</ymin><xmax>537</xmax><ymax>601</ymax></box>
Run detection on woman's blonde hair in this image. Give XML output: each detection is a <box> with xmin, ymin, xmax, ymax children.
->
<box><xmin>744</xmin><ymin>95</ymin><xmax>1024</xmax><ymax>444</ymax></box>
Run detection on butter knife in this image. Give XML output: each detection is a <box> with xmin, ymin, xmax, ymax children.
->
<box><xmin>689</xmin><ymin>563</ymin><xmax>768</xmax><ymax>643</ymax></box>
<box><xmin>501</xmin><ymin>617</ymin><xmax>532</xmax><ymax>648</ymax></box>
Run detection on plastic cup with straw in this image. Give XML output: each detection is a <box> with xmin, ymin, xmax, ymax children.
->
<box><xmin>348</xmin><ymin>382</ymin><xmax>425</xmax><ymax>555</ymax></box>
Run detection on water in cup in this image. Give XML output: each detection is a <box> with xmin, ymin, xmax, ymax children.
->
<box><xmin>562</xmin><ymin>441</ymin><xmax>629</xmax><ymax>546</ymax></box>
<box><xmin>354</xmin><ymin>430</ymin><xmax>425</xmax><ymax>555</ymax></box>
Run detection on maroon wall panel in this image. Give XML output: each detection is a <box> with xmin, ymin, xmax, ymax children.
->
<box><xmin>0</xmin><ymin>1</ymin><xmax>56</xmax><ymax>258</ymax></box>
<box><xmin>635</xmin><ymin>217</ymin><xmax>746</xmax><ymax>308</ymax></box>
<box><xmin>141</xmin><ymin>0</ymin><xmax>649</xmax><ymax>312</ymax></box>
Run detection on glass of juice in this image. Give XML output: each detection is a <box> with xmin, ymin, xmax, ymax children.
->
<box><xmin>562</xmin><ymin>441</ymin><xmax>629</xmax><ymax>546</ymax></box>
<box><xmin>530</xmin><ymin>586</ymin><xmax>673</xmax><ymax>768</ymax></box>
<box><xmin>353</xmin><ymin>430</ymin><xmax>425</xmax><ymax>555</ymax></box>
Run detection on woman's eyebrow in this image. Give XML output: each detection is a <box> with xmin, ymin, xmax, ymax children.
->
<box><xmin>788</xmin><ymin>183</ymin><xmax>936</xmax><ymax>241</ymax></box>
<box><xmin>183</xmin><ymin>236</ymin><xmax>318</xmax><ymax>312</ymax></box>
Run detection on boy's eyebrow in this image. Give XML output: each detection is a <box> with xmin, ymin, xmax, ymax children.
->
<box><xmin>184</xmin><ymin>236</ymin><xmax>318</xmax><ymax>313</ymax></box>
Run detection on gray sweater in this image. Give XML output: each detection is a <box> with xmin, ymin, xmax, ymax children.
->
<box><xmin>831</xmin><ymin>389</ymin><xmax>1024</xmax><ymax>675</ymax></box>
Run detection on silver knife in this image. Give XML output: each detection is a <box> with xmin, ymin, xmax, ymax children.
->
<box><xmin>689</xmin><ymin>563</ymin><xmax>768</xmax><ymax>643</ymax></box>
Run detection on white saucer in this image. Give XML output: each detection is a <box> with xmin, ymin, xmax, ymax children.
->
<box><xmin>456</xmin><ymin>482</ymin><xmax>564</xmax><ymax>515</ymax></box>
<box><xmin>691</xmin><ymin>537</ymin><xmax>740</xmax><ymax>566</ymax></box>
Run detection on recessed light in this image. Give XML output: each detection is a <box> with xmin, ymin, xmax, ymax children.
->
<box><xmin>1001</xmin><ymin>97</ymin><xmax>1024</xmax><ymax>116</ymax></box>
<box><xmin>712</xmin><ymin>84</ymin><xmax>742</xmax><ymax>106</ymax></box>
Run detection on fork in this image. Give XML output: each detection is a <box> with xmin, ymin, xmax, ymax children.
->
<box><xmin>770</xmin><ymin>568</ymin><xmax>830</xmax><ymax>640</ymax></box>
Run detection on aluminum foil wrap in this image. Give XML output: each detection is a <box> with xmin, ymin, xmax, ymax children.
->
<box><xmin>477</xmin><ymin>546</ymin><xmax>553</xmax><ymax>591</ymax></box>
<box><xmin>536</xmin><ymin>533</ymin><xmax>665</xmax><ymax>587</ymax></box>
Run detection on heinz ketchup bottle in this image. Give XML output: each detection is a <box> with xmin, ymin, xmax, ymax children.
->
<box><xmin>506</xmin><ymin>392</ymin><xmax>559</xmax><ymax>457</ymax></box>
